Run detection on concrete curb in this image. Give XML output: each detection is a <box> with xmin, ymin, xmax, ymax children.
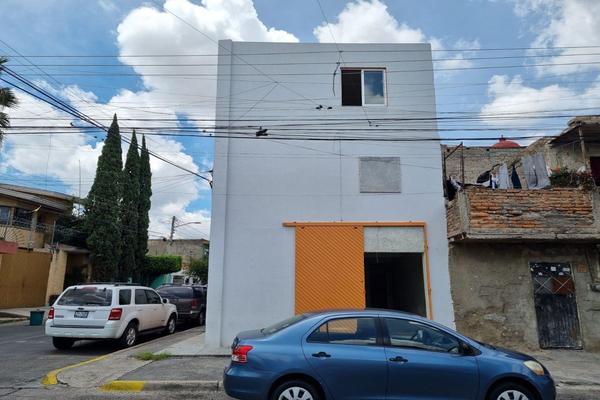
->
<box><xmin>100</xmin><ymin>380</ymin><xmax>222</xmax><ymax>392</ymax></box>
<box><xmin>42</xmin><ymin>354</ymin><xmax>110</xmax><ymax>385</ymax></box>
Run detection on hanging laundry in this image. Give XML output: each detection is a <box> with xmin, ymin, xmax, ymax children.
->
<box><xmin>533</xmin><ymin>153</ymin><xmax>551</xmax><ymax>189</ymax></box>
<box><xmin>497</xmin><ymin>164</ymin><xmax>510</xmax><ymax>189</ymax></box>
<box><xmin>522</xmin><ymin>155</ymin><xmax>538</xmax><ymax>189</ymax></box>
<box><xmin>511</xmin><ymin>165</ymin><xmax>522</xmax><ymax>189</ymax></box>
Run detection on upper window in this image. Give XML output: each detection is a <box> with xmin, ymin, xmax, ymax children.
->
<box><xmin>384</xmin><ymin>318</ymin><xmax>460</xmax><ymax>354</ymax></box>
<box><xmin>341</xmin><ymin>69</ymin><xmax>386</xmax><ymax>106</ymax></box>
<box><xmin>308</xmin><ymin>317</ymin><xmax>378</xmax><ymax>346</ymax></box>
<box><xmin>0</xmin><ymin>206</ymin><xmax>10</xmax><ymax>225</ymax></box>
<box><xmin>57</xmin><ymin>287</ymin><xmax>113</xmax><ymax>307</ymax></box>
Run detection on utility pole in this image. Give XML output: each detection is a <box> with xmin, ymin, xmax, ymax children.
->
<box><xmin>169</xmin><ymin>216</ymin><xmax>177</xmax><ymax>242</ymax></box>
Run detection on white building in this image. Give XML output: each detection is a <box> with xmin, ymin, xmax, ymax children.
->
<box><xmin>206</xmin><ymin>41</ymin><xmax>454</xmax><ymax>348</ymax></box>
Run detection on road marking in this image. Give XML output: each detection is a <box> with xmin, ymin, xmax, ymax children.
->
<box><xmin>41</xmin><ymin>354</ymin><xmax>109</xmax><ymax>385</ymax></box>
<box><xmin>100</xmin><ymin>380</ymin><xmax>145</xmax><ymax>392</ymax></box>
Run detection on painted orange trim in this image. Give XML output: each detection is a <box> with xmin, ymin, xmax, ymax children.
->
<box><xmin>284</xmin><ymin>221</ymin><xmax>434</xmax><ymax>320</ymax></box>
<box><xmin>283</xmin><ymin>221</ymin><xmax>426</xmax><ymax>227</ymax></box>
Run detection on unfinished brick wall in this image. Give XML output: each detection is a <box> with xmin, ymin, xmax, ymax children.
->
<box><xmin>448</xmin><ymin>187</ymin><xmax>598</xmax><ymax>240</ymax></box>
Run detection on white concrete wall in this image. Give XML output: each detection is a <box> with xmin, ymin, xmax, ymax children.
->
<box><xmin>206</xmin><ymin>41</ymin><xmax>454</xmax><ymax>348</ymax></box>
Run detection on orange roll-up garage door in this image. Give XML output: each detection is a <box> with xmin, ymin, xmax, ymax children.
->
<box><xmin>294</xmin><ymin>224</ymin><xmax>365</xmax><ymax>314</ymax></box>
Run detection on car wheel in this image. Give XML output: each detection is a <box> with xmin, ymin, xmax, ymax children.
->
<box><xmin>52</xmin><ymin>337</ymin><xmax>75</xmax><ymax>350</ymax></box>
<box><xmin>271</xmin><ymin>380</ymin><xmax>320</xmax><ymax>400</ymax></box>
<box><xmin>488</xmin><ymin>382</ymin><xmax>538</xmax><ymax>400</ymax></box>
<box><xmin>164</xmin><ymin>315</ymin><xmax>176</xmax><ymax>335</ymax></box>
<box><xmin>119</xmin><ymin>322</ymin><xmax>138</xmax><ymax>348</ymax></box>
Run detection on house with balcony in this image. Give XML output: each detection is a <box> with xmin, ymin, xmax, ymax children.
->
<box><xmin>444</xmin><ymin>119</ymin><xmax>600</xmax><ymax>352</ymax></box>
<box><xmin>0</xmin><ymin>183</ymin><xmax>90</xmax><ymax>308</ymax></box>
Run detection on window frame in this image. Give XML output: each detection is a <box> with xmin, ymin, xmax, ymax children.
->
<box><xmin>134</xmin><ymin>289</ymin><xmax>148</xmax><ymax>305</ymax></box>
<box><xmin>306</xmin><ymin>316</ymin><xmax>384</xmax><ymax>347</ymax></box>
<box><xmin>145</xmin><ymin>289</ymin><xmax>162</xmax><ymax>304</ymax></box>
<box><xmin>381</xmin><ymin>317</ymin><xmax>464</xmax><ymax>355</ymax></box>
<box><xmin>119</xmin><ymin>289</ymin><xmax>132</xmax><ymax>305</ymax></box>
<box><xmin>341</xmin><ymin>68</ymin><xmax>387</xmax><ymax>107</ymax></box>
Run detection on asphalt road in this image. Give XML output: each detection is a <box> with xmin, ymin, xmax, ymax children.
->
<box><xmin>0</xmin><ymin>321</ymin><xmax>175</xmax><ymax>391</ymax></box>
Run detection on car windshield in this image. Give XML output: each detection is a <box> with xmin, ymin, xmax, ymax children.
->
<box><xmin>261</xmin><ymin>314</ymin><xmax>310</xmax><ymax>335</ymax></box>
<box><xmin>57</xmin><ymin>287</ymin><xmax>113</xmax><ymax>306</ymax></box>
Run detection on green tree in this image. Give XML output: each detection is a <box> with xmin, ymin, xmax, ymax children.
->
<box><xmin>188</xmin><ymin>257</ymin><xmax>208</xmax><ymax>284</ymax></box>
<box><xmin>136</xmin><ymin>135</ymin><xmax>152</xmax><ymax>278</ymax></box>
<box><xmin>85</xmin><ymin>115</ymin><xmax>123</xmax><ymax>281</ymax></box>
<box><xmin>118</xmin><ymin>131</ymin><xmax>140</xmax><ymax>281</ymax></box>
<box><xmin>0</xmin><ymin>57</ymin><xmax>18</xmax><ymax>145</ymax></box>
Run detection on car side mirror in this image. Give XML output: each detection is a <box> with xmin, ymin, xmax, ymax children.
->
<box><xmin>162</xmin><ymin>298</ymin><xmax>169</xmax><ymax>304</ymax></box>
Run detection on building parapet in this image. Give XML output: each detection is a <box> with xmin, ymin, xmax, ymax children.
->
<box><xmin>447</xmin><ymin>187</ymin><xmax>600</xmax><ymax>241</ymax></box>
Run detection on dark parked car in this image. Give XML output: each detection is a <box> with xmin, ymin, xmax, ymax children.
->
<box><xmin>156</xmin><ymin>284</ymin><xmax>206</xmax><ymax>326</ymax></box>
<box><xmin>224</xmin><ymin>309</ymin><xmax>555</xmax><ymax>400</ymax></box>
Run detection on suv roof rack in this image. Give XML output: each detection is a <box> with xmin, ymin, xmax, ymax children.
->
<box><xmin>84</xmin><ymin>282</ymin><xmax>140</xmax><ymax>286</ymax></box>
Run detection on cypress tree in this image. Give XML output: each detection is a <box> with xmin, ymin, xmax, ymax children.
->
<box><xmin>85</xmin><ymin>115</ymin><xmax>123</xmax><ymax>282</ymax></box>
<box><xmin>136</xmin><ymin>135</ymin><xmax>152</xmax><ymax>279</ymax></box>
<box><xmin>118</xmin><ymin>131</ymin><xmax>140</xmax><ymax>281</ymax></box>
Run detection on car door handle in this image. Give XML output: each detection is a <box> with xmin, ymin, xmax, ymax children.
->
<box><xmin>389</xmin><ymin>356</ymin><xmax>408</xmax><ymax>363</ymax></box>
<box><xmin>312</xmin><ymin>352</ymin><xmax>331</xmax><ymax>358</ymax></box>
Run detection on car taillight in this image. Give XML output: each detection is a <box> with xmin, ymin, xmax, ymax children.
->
<box><xmin>191</xmin><ymin>298</ymin><xmax>199</xmax><ymax>309</ymax></box>
<box><xmin>47</xmin><ymin>307</ymin><xmax>54</xmax><ymax>320</ymax></box>
<box><xmin>231</xmin><ymin>345</ymin><xmax>253</xmax><ymax>363</ymax></box>
<box><xmin>108</xmin><ymin>308</ymin><xmax>122</xmax><ymax>320</ymax></box>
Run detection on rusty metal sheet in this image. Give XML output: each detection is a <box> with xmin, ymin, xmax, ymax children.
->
<box><xmin>295</xmin><ymin>225</ymin><xmax>365</xmax><ymax>314</ymax></box>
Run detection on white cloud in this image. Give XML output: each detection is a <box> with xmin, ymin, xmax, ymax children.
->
<box><xmin>480</xmin><ymin>74</ymin><xmax>600</xmax><ymax>126</ymax></box>
<box><xmin>313</xmin><ymin>0</ymin><xmax>478</xmax><ymax>75</ymax></box>
<box><xmin>512</xmin><ymin>0</ymin><xmax>600</xmax><ymax>76</ymax></box>
<box><xmin>3</xmin><ymin>0</ymin><xmax>299</xmax><ymax>240</ymax></box>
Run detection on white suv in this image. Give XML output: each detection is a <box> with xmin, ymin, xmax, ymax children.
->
<box><xmin>45</xmin><ymin>284</ymin><xmax>178</xmax><ymax>350</ymax></box>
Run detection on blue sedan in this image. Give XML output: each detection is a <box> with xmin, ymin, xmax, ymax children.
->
<box><xmin>224</xmin><ymin>310</ymin><xmax>555</xmax><ymax>400</ymax></box>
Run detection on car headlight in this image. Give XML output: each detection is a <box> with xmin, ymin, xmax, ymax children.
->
<box><xmin>524</xmin><ymin>360</ymin><xmax>545</xmax><ymax>376</ymax></box>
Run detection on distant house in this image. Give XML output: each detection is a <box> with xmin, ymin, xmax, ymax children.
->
<box><xmin>444</xmin><ymin>118</ymin><xmax>600</xmax><ymax>351</ymax></box>
<box><xmin>147</xmin><ymin>238</ymin><xmax>209</xmax><ymax>287</ymax></box>
<box><xmin>0</xmin><ymin>183</ymin><xmax>90</xmax><ymax>308</ymax></box>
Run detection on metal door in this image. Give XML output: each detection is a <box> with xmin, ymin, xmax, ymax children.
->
<box><xmin>530</xmin><ymin>262</ymin><xmax>582</xmax><ymax>349</ymax></box>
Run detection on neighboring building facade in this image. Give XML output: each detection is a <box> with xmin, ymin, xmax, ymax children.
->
<box><xmin>445</xmin><ymin>122</ymin><xmax>600</xmax><ymax>351</ymax></box>
<box><xmin>147</xmin><ymin>238</ymin><xmax>209</xmax><ymax>286</ymax></box>
<box><xmin>0</xmin><ymin>184</ymin><xmax>89</xmax><ymax>308</ymax></box>
<box><xmin>207</xmin><ymin>41</ymin><xmax>453</xmax><ymax>348</ymax></box>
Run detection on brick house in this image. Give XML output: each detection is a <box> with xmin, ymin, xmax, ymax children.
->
<box><xmin>444</xmin><ymin>118</ymin><xmax>600</xmax><ymax>352</ymax></box>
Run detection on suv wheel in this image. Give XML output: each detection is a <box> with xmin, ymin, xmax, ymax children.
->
<box><xmin>52</xmin><ymin>337</ymin><xmax>75</xmax><ymax>350</ymax></box>
<box><xmin>120</xmin><ymin>322</ymin><xmax>138</xmax><ymax>348</ymax></box>
<box><xmin>164</xmin><ymin>315</ymin><xmax>176</xmax><ymax>335</ymax></box>
<box><xmin>271</xmin><ymin>380</ymin><xmax>320</xmax><ymax>400</ymax></box>
<box><xmin>488</xmin><ymin>382</ymin><xmax>537</xmax><ymax>400</ymax></box>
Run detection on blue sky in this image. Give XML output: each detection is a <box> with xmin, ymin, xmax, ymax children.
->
<box><xmin>1</xmin><ymin>0</ymin><xmax>600</xmax><ymax>238</ymax></box>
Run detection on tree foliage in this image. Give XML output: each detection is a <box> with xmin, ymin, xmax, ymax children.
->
<box><xmin>145</xmin><ymin>255</ymin><xmax>182</xmax><ymax>274</ymax></box>
<box><xmin>136</xmin><ymin>135</ymin><xmax>152</xmax><ymax>278</ymax></box>
<box><xmin>188</xmin><ymin>257</ymin><xmax>208</xmax><ymax>284</ymax></box>
<box><xmin>0</xmin><ymin>57</ymin><xmax>18</xmax><ymax>146</ymax></box>
<box><xmin>85</xmin><ymin>115</ymin><xmax>123</xmax><ymax>281</ymax></box>
<box><xmin>119</xmin><ymin>131</ymin><xmax>140</xmax><ymax>281</ymax></box>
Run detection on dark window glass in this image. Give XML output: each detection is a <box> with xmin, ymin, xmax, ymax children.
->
<box><xmin>384</xmin><ymin>318</ymin><xmax>460</xmax><ymax>353</ymax></box>
<box><xmin>158</xmin><ymin>287</ymin><xmax>193</xmax><ymax>299</ymax></box>
<box><xmin>57</xmin><ymin>287</ymin><xmax>113</xmax><ymax>306</ymax></box>
<box><xmin>0</xmin><ymin>207</ymin><xmax>10</xmax><ymax>225</ymax></box>
<box><xmin>308</xmin><ymin>317</ymin><xmax>377</xmax><ymax>346</ymax></box>
<box><xmin>145</xmin><ymin>290</ymin><xmax>161</xmax><ymax>304</ymax></box>
<box><xmin>135</xmin><ymin>289</ymin><xmax>148</xmax><ymax>304</ymax></box>
<box><xmin>119</xmin><ymin>289</ymin><xmax>132</xmax><ymax>305</ymax></box>
<box><xmin>13</xmin><ymin>208</ymin><xmax>32</xmax><ymax>228</ymax></box>
<box><xmin>341</xmin><ymin>69</ymin><xmax>362</xmax><ymax>106</ymax></box>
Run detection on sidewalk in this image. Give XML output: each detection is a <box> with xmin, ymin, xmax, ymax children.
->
<box><xmin>50</xmin><ymin>326</ymin><xmax>600</xmax><ymax>395</ymax></box>
<box><xmin>0</xmin><ymin>306</ymin><xmax>48</xmax><ymax>324</ymax></box>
